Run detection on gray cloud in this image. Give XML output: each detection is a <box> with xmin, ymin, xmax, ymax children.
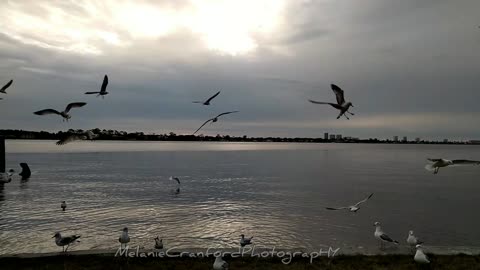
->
<box><xmin>0</xmin><ymin>0</ymin><xmax>480</xmax><ymax>140</ymax></box>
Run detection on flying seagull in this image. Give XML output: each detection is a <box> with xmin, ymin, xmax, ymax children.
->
<box><xmin>193</xmin><ymin>91</ymin><xmax>221</xmax><ymax>105</ymax></box>
<box><xmin>0</xmin><ymin>169</ymin><xmax>15</xmax><ymax>184</ymax></box>
<box><xmin>326</xmin><ymin>193</ymin><xmax>373</xmax><ymax>212</ymax></box>
<box><xmin>85</xmin><ymin>75</ymin><xmax>109</xmax><ymax>98</ymax></box>
<box><xmin>407</xmin><ymin>230</ymin><xmax>423</xmax><ymax>247</ymax></box>
<box><xmin>425</xmin><ymin>158</ymin><xmax>480</xmax><ymax>174</ymax></box>
<box><xmin>309</xmin><ymin>84</ymin><xmax>354</xmax><ymax>119</ymax></box>
<box><xmin>170</xmin><ymin>176</ymin><xmax>180</xmax><ymax>185</ymax></box>
<box><xmin>414</xmin><ymin>245</ymin><xmax>430</xmax><ymax>264</ymax></box>
<box><xmin>56</xmin><ymin>130</ymin><xmax>97</xmax><ymax>145</ymax></box>
<box><xmin>193</xmin><ymin>111</ymin><xmax>239</xmax><ymax>135</ymax></box>
<box><xmin>240</xmin><ymin>234</ymin><xmax>253</xmax><ymax>247</ymax></box>
<box><xmin>53</xmin><ymin>232</ymin><xmax>81</xmax><ymax>252</ymax></box>
<box><xmin>154</xmin><ymin>236</ymin><xmax>163</xmax><ymax>249</ymax></box>
<box><xmin>374</xmin><ymin>221</ymin><xmax>399</xmax><ymax>249</ymax></box>
<box><xmin>119</xmin><ymin>227</ymin><xmax>130</xmax><ymax>249</ymax></box>
<box><xmin>34</xmin><ymin>102</ymin><xmax>87</xmax><ymax>121</ymax></box>
<box><xmin>0</xmin><ymin>79</ymin><xmax>13</xmax><ymax>94</ymax></box>
<box><xmin>213</xmin><ymin>256</ymin><xmax>229</xmax><ymax>270</ymax></box>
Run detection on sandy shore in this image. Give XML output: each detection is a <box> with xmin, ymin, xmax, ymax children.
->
<box><xmin>0</xmin><ymin>249</ymin><xmax>479</xmax><ymax>270</ymax></box>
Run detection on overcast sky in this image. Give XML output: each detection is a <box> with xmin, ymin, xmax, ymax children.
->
<box><xmin>0</xmin><ymin>0</ymin><xmax>479</xmax><ymax>140</ymax></box>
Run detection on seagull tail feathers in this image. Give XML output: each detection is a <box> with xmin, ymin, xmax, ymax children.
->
<box><xmin>424</xmin><ymin>164</ymin><xmax>436</xmax><ymax>172</ymax></box>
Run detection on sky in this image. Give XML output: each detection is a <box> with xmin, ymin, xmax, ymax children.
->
<box><xmin>0</xmin><ymin>0</ymin><xmax>479</xmax><ymax>140</ymax></box>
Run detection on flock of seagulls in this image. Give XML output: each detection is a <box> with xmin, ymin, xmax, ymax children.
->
<box><xmin>2</xmin><ymin>75</ymin><xmax>479</xmax><ymax>267</ymax></box>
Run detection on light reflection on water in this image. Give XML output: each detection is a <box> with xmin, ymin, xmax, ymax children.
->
<box><xmin>1</xmin><ymin>141</ymin><xmax>480</xmax><ymax>255</ymax></box>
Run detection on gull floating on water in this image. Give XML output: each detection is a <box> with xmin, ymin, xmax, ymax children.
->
<box><xmin>154</xmin><ymin>236</ymin><xmax>163</xmax><ymax>249</ymax></box>
<box><xmin>326</xmin><ymin>193</ymin><xmax>373</xmax><ymax>212</ymax></box>
<box><xmin>309</xmin><ymin>84</ymin><xmax>355</xmax><ymax>119</ymax></box>
<box><xmin>213</xmin><ymin>256</ymin><xmax>229</xmax><ymax>270</ymax></box>
<box><xmin>374</xmin><ymin>221</ymin><xmax>399</xmax><ymax>249</ymax></box>
<box><xmin>34</xmin><ymin>102</ymin><xmax>87</xmax><ymax>122</ymax></box>
<box><xmin>61</xmin><ymin>201</ymin><xmax>67</xmax><ymax>211</ymax></box>
<box><xmin>53</xmin><ymin>232</ymin><xmax>81</xmax><ymax>252</ymax></box>
<box><xmin>56</xmin><ymin>130</ymin><xmax>97</xmax><ymax>145</ymax></box>
<box><xmin>414</xmin><ymin>244</ymin><xmax>430</xmax><ymax>264</ymax></box>
<box><xmin>240</xmin><ymin>234</ymin><xmax>253</xmax><ymax>247</ymax></box>
<box><xmin>0</xmin><ymin>79</ymin><xmax>13</xmax><ymax>94</ymax></box>
<box><xmin>193</xmin><ymin>91</ymin><xmax>221</xmax><ymax>105</ymax></box>
<box><xmin>85</xmin><ymin>75</ymin><xmax>109</xmax><ymax>98</ymax></box>
<box><xmin>425</xmin><ymin>158</ymin><xmax>480</xmax><ymax>174</ymax></box>
<box><xmin>193</xmin><ymin>111</ymin><xmax>239</xmax><ymax>135</ymax></box>
<box><xmin>407</xmin><ymin>230</ymin><xmax>423</xmax><ymax>247</ymax></box>
<box><xmin>0</xmin><ymin>169</ymin><xmax>15</xmax><ymax>184</ymax></box>
<box><xmin>170</xmin><ymin>176</ymin><xmax>181</xmax><ymax>185</ymax></box>
<box><xmin>119</xmin><ymin>227</ymin><xmax>130</xmax><ymax>249</ymax></box>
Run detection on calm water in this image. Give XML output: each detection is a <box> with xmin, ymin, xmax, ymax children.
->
<box><xmin>1</xmin><ymin>140</ymin><xmax>480</xmax><ymax>255</ymax></box>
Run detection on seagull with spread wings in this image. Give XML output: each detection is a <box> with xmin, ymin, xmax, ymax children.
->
<box><xmin>85</xmin><ymin>75</ymin><xmax>109</xmax><ymax>98</ymax></box>
<box><xmin>309</xmin><ymin>84</ymin><xmax>354</xmax><ymax>119</ymax></box>
<box><xmin>34</xmin><ymin>102</ymin><xmax>87</xmax><ymax>121</ymax></box>
<box><xmin>0</xmin><ymin>79</ymin><xmax>13</xmax><ymax>94</ymax></box>
<box><xmin>170</xmin><ymin>176</ymin><xmax>181</xmax><ymax>185</ymax></box>
<box><xmin>193</xmin><ymin>91</ymin><xmax>221</xmax><ymax>105</ymax></box>
<box><xmin>425</xmin><ymin>158</ymin><xmax>480</xmax><ymax>174</ymax></box>
<box><xmin>56</xmin><ymin>130</ymin><xmax>97</xmax><ymax>145</ymax></box>
<box><xmin>326</xmin><ymin>193</ymin><xmax>373</xmax><ymax>212</ymax></box>
<box><xmin>193</xmin><ymin>111</ymin><xmax>239</xmax><ymax>135</ymax></box>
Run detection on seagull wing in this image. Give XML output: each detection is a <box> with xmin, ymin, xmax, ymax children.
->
<box><xmin>100</xmin><ymin>75</ymin><xmax>108</xmax><ymax>93</ymax></box>
<box><xmin>174</xmin><ymin>177</ymin><xmax>180</xmax><ymax>184</ymax></box>
<box><xmin>308</xmin><ymin>100</ymin><xmax>343</xmax><ymax>110</ymax></box>
<box><xmin>451</xmin><ymin>160</ymin><xmax>480</xmax><ymax>166</ymax></box>
<box><xmin>331</xmin><ymin>84</ymin><xmax>346</xmax><ymax>105</ymax></box>
<box><xmin>34</xmin><ymin>109</ymin><xmax>62</xmax><ymax>116</ymax></box>
<box><xmin>193</xmin><ymin>119</ymin><xmax>214</xmax><ymax>135</ymax></box>
<box><xmin>85</xmin><ymin>91</ymin><xmax>100</xmax><ymax>94</ymax></box>
<box><xmin>380</xmin><ymin>233</ymin><xmax>398</xmax><ymax>243</ymax></box>
<box><xmin>1</xmin><ymin>79</ymin><xmax>13</xmax><ymax>92</ymax></box>
<box><xmin>65</xmin><ymin>102</ymin><xmax>87</xmax><ymax>113</ymax></box>
<box><xmin>354</xmin><ymin>193</ymin><xmax>373</xmax><ymax>207</ymax></box>
<box><xmin>325</xmin><ymin>206</ymin><xmax>349</xmax><ymax>210</ymax></box>
<box><xmin>427</xmin><ymin>158</ymin><xmax>442</xmax><ymax>162</ymax></box>
<box><xmin>61</xmin><ymin>235</ymin><xmax>81</xmax><ymax>245</ymax></box>
<box><xmin>216</xmin><ymin>111</ymin><xmax>239</xmax><ymax>118</ymax></box>
<box><xmin>205</xmin><ymin>91</ymin><xmax>221</xmax><ymax>103</ymax></box>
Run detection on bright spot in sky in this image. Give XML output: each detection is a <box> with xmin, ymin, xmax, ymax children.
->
<box><xmin>0</xmin><ymin>0</ymin><xmax>285</xmax><ymax>56</ymax></box>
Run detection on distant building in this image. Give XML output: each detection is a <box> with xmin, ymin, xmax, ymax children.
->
<box><xmin>443</xmin><ymin>139</ymin><xmax>448</xmax><ymax>143</ymax></box>
<box><xmin>415</xmin><ymin>137</ymin><xmax>421</xmax><ymax>143</ymax></box>
<box><xmin>330</xmin><ymin>134</ymin><xmax>336</xmax><ymax>140</ymax></box>
<box><xmin>393</xmin><ymin>136</ymin><xmax>399</xmax><ymax>142</ymax></box>
<box><xmin>336</xmin><ymin>134</ymin><xmax>342</xmax><ymax>140</ymax></box>
<box><xmin>402</xmin><ymin>136</ymin><xmax>407</xmax><ymax>142</ymax></box>
<box><xmin>324</xmin><ymin>133</ymin><xmax>329</xmax><ymax>140</ymax></box>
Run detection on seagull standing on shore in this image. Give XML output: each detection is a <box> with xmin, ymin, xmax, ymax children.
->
<box><xmin>154</xmin><ymin>237</ymin><xmax>163</xmax><ymax>249</ymax></box>
<box><xmin>326</xmin><ymin>193</ymin><xmax>373</xmax><ymax>213</ymax></box>
<box><xmin>53</xmin><ymin>232</ymin><xmax>81</xmax><ymax>252</ymax></box>
<box><xmin>85</xmin><ymin>75</ymin><xmax>109</xmax><ymax>98</ymax></box>
<box><xmin>213</xmin><ymin>256</ymin><xmax>229</xmax><ymax>270</ymax></box>
<box><xmin>34</xmin><ymin>102</ymin><xmax>87</xmax><ymax>122</ymax></box>
<box><xmin>0</xmin><ymin>79</ymin><xmax>13</xmax><ymax>94</ymax></box>
<box><xmin>309</xmin><ymin>84</ymin><xmax>355</xmax><ymax>119</ymax></box>
<box><xmin>193</xmin><ymin>111</ymin><xmax>239</xmax><ymax>135</ymax></box>
<box><xmin>61</xmin><ymin>201</ymin><xmax>67</xmax><ymax>211</ymax></box>
<box><xmin>119</xmin><ymin>227</ymin><xmax>130</xmax><ymax>249</ymax></box>
<box><xmin>56</xmin><ymin>130</ymin><xmax>97</xmax><ymax>145</ymax></box>
<box><xmin>240</xmin><ymin>234</ymin><xmax>253</xmax><ymax>247</ymax></box>
<box><xmin>425</xmin><ymin>158</ymin><xmax>480</xmax><ymax>174</ymax></box>
<box><xmin>407</xmin><ymin>230</ymin><xmax>423</xmax><ymax>247</ymax></box>
<box><xmin>414</xmin><ymin>244</ymin><xmax>430</xmax><ymax>264</ymax></box>
<box><xmin>193</xmin><ymin>91</ymin><xmax>221</xmax><ymax>105</ymax></box>
<box><xmin>374</xmin><ymin>222</ymin><xmax>399</xmax><ymax>249</ymax></box>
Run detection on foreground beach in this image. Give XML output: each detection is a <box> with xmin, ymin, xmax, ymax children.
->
<box><xmin>1</xmin><ymin>251</ymin><xmax>479</xmax><ymax>270</ymax></box>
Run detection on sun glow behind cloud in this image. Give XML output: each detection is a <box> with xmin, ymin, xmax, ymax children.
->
<box><xmin>0</xmin><ymin>0</ymin><xmax>285</xmax><ymax>56</ymax></box>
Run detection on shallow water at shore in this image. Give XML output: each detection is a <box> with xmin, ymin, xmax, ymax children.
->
<box><xmin>1</xmin><ymin>140</ymin><xmax>480</xmax><ymax>255</ymax></box>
